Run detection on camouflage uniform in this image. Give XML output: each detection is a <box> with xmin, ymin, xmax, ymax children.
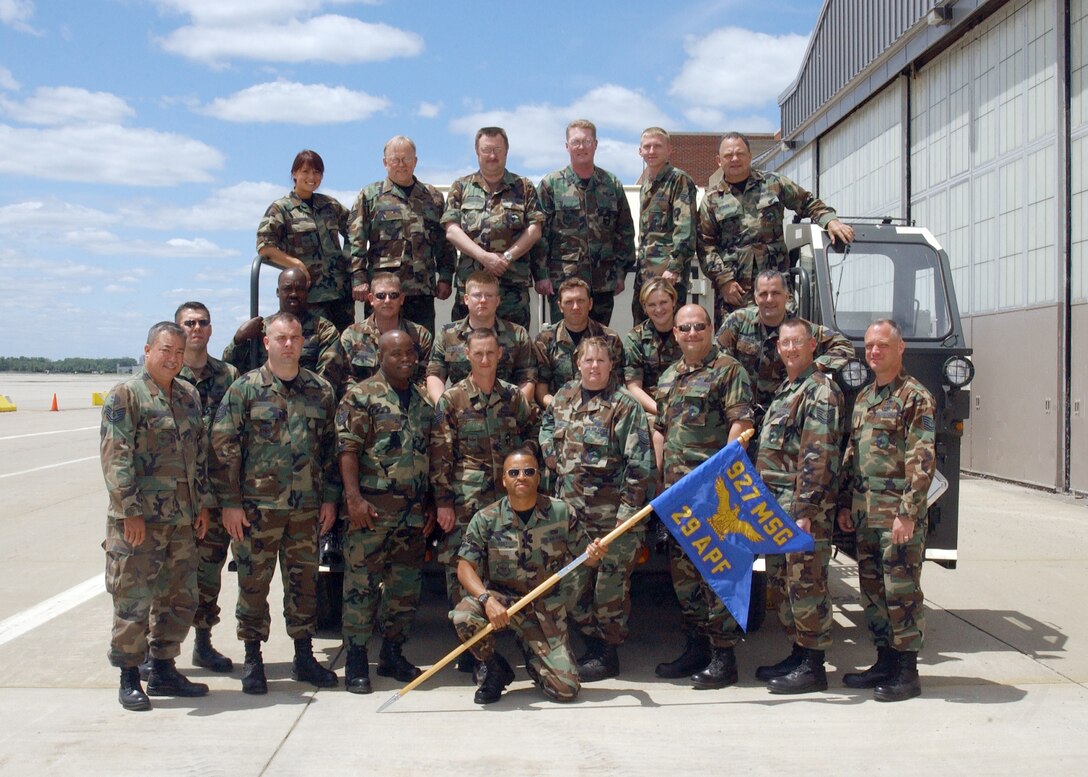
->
<box><xmin>622</xmin><ymin>319</ymin><xmax>682</xmax><ymax>399</ymax></box>
<box><xmin>257</xmin><ymin>191</ymin><xmax>354</xmax><ymax>330</ymax></box>
<box><xmin>336</xmin><ymin>371</ymin><xmax>433</xmax><ymax>651</ymax></box>
<box><xmin>348</xmin><ymin>177</ymin><xmax>455</xmax><ymax>333</ymax></box>
<box><xmin>426</xmin><ymin>316</ymin><xmax>536</xmax><ymax>391</ymax></box>
<box><xmin>100</xmin><ymin>369</ymin><xmax>210</xmax><ymax>667</ymax></box>
<box><xmin>450</xmin><ymin>495</ymin><xmax>590</xmax><ymax>701</ymax></box>
<box><xmin>430</xmin><ymin>376</ymin><xmax>534</xmax><ymax>603</ymax></box>
<box><xmin>533</xmin><ymin>319</ymin><xmax>625</xmax><ymax>399</ymax></box>
<box><xmin>340</xmin><ymin>314</ymin><xmax>433</xmax><ymax>391</ymax></box>
<box><xmin>698</xmin><ymin>169</ymin><xmax>840</xmax><ymax>318</ymax></box>
<box><xmin>633</xmin><ymin>164</ymin><xmax>708</xmax><ymax>321</ymax></box>
<box><xmin>177</xmin><ymin>356</ymin><xmax>240</xmax><ymax>632</ymax></box>
<box><xmin>441</xmin><ymin>171</ymin><xmax>546</xmax><ymax>328</ymax></box>
<box><xmin>211</xmin><ymin>364</ymin><xmax>341</xmax><ymax>642</ymax></box>
<box><xmin>716</xmin><ymin>307</ymin><xmax>854</xmax><ymax>426</ymax></box>
<box><xmin>655</xmin><ymin>346</ymin><xmax>753</xmax><ymax>647</ymax></box>
<box><xmin>756</xmin><ymin>365</ymin><xmax>844</xmax><ymax>650</ymax></box>
<box><xmin>838</xmin><ymin>371</ymin><xmax>936</xmax><ymax>653</ymax></box>
<box><xmin>222</xmin><ymin>309</ymin><xmax>345</xmax><ymax>390</ymax></box>
<box><xmin>540</xmin><ymin>381</ymin><xmax>655</xmax><ymax>645</ymax></box>
<box><xmin>537</xmin><ymin>165</ymin><xmax>635</xmax><ymax>325</ymax></box>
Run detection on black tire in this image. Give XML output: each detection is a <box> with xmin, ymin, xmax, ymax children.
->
<box><xmin>316</xmin><ymin>570</ymin><xmax>344</xmax><ymax>632</ymax></box>
<box><xmin>746</xmin><ymin>570</ymin><xmax>767</xmax><ymax>633</ymax></box>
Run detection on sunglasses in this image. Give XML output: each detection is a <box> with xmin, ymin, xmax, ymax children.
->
<box><xmin>676</xmin><ymin>322</ymin><xmax>708</xmax><ymax>333</ymax></box>
<box><xmin>373</xmin><ymin>291</ymin><xmax>401</xmax><ymax>301</ymax></box>
<box><xmin>182</xmin><ymin>318</ymin><xmax>210</xmax><ymax>328</ymax></box>
<box><xmin>506</xmin><ymin>467</ymin><xmax>537</xmax><ymax>478</ymax></box>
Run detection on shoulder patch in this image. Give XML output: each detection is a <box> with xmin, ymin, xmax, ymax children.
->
<box><xmin>103</xmin><ymin>402</ymin><xmax>126</xmax><ymax>425</ymax></box>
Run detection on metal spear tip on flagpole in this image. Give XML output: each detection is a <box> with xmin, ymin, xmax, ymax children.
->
<box><xmin>376</xmin><ymin>691</ymin><xmax>401</xmax><ymax>713</ymax></box>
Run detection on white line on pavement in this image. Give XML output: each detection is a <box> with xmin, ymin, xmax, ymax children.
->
<box><xmin>0</xmin><ymin>456</ymin><xmax>99</xmax><ymax>479</ymax></box>
<box><xmin>0</xmin><ymin>426</ymin><xmax>98</xmax><ymax>442</ymax></box>
<box><xmin>0</xmin><ymin>575</ymin><xmax>105</xmax><ymax>647</ymax></box>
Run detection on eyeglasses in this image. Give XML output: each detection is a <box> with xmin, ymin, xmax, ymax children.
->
<box><xmin>478</xmin><ymin>146</ymin><xmax>505</xmax><ymax>157</ymax></box>
<box><xmin>182</xmin><ymin>318</ymin><xmax>210</xmax><ymax>328</ymax></box>
<box><xmin>384</xmin><ymin>157</ymin><xmax>415</xmax><ymax>165</ymax></box>
<box><xmin>468</xmin><ymin>291</ymin><xmax>498</xmax><ymax>301</ymax></box>
<box><xmin>675</xmin><ymin>322</ymin><xmax>708</xmax><ymax>333</ymax></box>
<box><xmin>506</xmin><ymin>467</ymin><xmax>537</xmax><ymax>478</ymax></box>
<box><xmin>373</xmin><ymin>291</ymin><xmax>401</xmax><ymax>300</ymax></box>
<box><xmin>779</xmin><ymin>338</ymin><xmax>812</xmax><ymax>350</ymax></box>
<box><xmin>567</xmin><ymin>140</ymin><xmax>596</xmax><ymax>149</ymax></box>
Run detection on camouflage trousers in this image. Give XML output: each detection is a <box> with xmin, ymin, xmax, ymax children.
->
<box><xmin>193</xmin><ymin>508</ymin><xmax>230</xmax><ymax>631</ymax></box>
<box><xmin>668</xmin><ymin>535</ymin><xmax>741</xmax><ymax>648</ymax></box>
<box><xmin>342</xmin><ymin>518</ymin><xmax>425</xmax><ymax>650</ymax></box>
<box><xmin>855</xmin><ymin>520</ymin><xmax>926</xmax><ymax>652</ymax></box>
<box><xmin>766</xmin><ymin>513</ymin><xmax>833</xmax><ymax>650</ymax></box>
<box><xmin>308</xmin><ymin>297</ymin><xmax>357</xmax><ymax>333</ymax></box>
<box><xmin>564</xmin><ymin>528</ymin><xmax>643</xmax><ymax>645</ymax></box>
<box><xmin>452</xmin><ymin>284</ymin><xmax>530</xmax><ymax>329</ymax></box>
<box><xmin>450</xmin><ymin>594</ymin><xmax>580</xmax><ymax>701</ymax></box>
<box><xmin>103</xmin><ymin>519</ymin><xmax>197</xmax><ymax>668</ymax></box>
<box><xmin>232</xmin><ymin>506</ymin><xmax>319</xmax><ymax>642</ymax></box>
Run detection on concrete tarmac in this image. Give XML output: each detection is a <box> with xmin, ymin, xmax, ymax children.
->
<box><xmin>0</xmin><ymin>374</ymin><xmax>1085</xmax><ymax>775</ymax></box>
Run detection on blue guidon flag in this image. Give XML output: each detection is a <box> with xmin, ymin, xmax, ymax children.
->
<box><xmin>650</xmin><ymin>439</ymin><xmax>814</xmax><ymax>631</ymax></box>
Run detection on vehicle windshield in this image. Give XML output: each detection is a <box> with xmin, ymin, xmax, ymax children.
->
<box><xmin>826</xmin><ymin>239</ymin><xmax>952</xmax><ymax>340</ymax></box>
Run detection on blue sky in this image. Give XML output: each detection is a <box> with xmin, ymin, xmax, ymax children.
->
<box><xmin>0</xmin><ymin>0</ymin><xmax>824</xmax><ymax>359</ymax></box>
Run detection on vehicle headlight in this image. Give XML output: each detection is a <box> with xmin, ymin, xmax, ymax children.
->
<box><xmin>840</xmin><ymin>359</ymin><xmax>871</xmax><ymax>390</ymax></box>
<box><xmin>943</xmin><ymin>356</ymin><xmax>974</xmax><ymax>389</ymax></box>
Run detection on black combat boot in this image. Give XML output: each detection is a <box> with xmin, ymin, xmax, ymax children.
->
<box><xmin>655</xmin><ymin>633</ymin><xmax>711</xmax><ymax>679</ymax></box>
<box><xmin>474</xmin><ymin>652</ymin><xmax>515</xmax><ymax>705</ymax></box>
<box><xmin>767</xmin><ymin>647</ymin><xmax>828</xmax><ymax>694</ymax></box>
<box><xmin>291</xmin><ymin>637</ymin><xmax>338</xmax><ymax>688</ymax></box>
<box><xmin>577</xmin><ymin>634</ymin><xmax>603</xmax><ymax>666</ymax></box>
<box><xmin>579</xmin><ymin>642</ymin><xmax>620</xmax><ymax>682</ymax></box>
<box><xmin>241</xmin><ymin>640</ymin><xmax>267</xmax><ymax>695</ymax></box>
<box><xmin>137</xmin><ymin>651</ymin><xmax>152</xmax><ymax>681</ymax></box>
<box><xmin>377</xmin><ymin>639</ymin><xmax>422</xmax><ymax>682</ymax></box>
<box><xmin>755</xmin><ymin>642</ymin><xmax>804</xmax><ymax>681</ymax></box>
<box><xmin>873</xmin><ymin>650</ymin><xmax>921</xmax><ymax>702</ymax></box>
<box><xmin>192</xmin><ymin>628</ymin><xmax>233</xmax><ymax>672</ymax></box>
<box><xmin>344</xmin><ymin>645</ymin><xmax>372</xmax><ymax>695</ymax></box>
<box><xmin>119</xmin><ymin>666</ymin><xmax>151</xmax><ymax>711</ymax></box>
<box><xmin>146</xmin><ymin>657</ymin><xmax>209</xmax><ymax>697</ymax></box>
<box><xmin>842</xmin><ymin>645</ymin><xmax>897</xmax><ymax>689</ymax></box>
<box><xmin>691</xmin><ymin>646</ymin><xmax>738</xmax><ymax>690</ymax></box>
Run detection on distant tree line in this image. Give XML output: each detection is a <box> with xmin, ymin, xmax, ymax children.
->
<box><xmin>0</xmin><ymin>356</ymin><xmax>139</xmax><ymax>373</ymax></box>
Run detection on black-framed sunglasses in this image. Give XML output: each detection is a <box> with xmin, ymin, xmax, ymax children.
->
<box><xmin>182</xmin><ymin>318</ymin><xmax>211</xmax><ymax>328</ymax></box>
<box><xmin>506</xmin><ymin>467</ymin><xmax>537</xmax><ymax>478</ymax></box>
<box><xmin>373</xmin><ymin>291</ymin><xmax>401</xmax><ymax>300</ymax></box>
<box><xmin>676</xmin><ymin>322</ymin><xmax>708</xmax><ymax>332</ymax></box>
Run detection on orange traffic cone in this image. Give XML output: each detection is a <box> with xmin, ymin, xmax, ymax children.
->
<box><xmin>50</xmin><ymin>393</ymin><xmax>58</xmax><ymax>412</ymax></box>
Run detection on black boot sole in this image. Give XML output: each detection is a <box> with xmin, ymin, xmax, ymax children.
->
<box><xmin>119</xmin><ymin>693</ymin><xmax>151</xmax><ymax>711</ymax></box>
<box><xmin>346</xmin><ymin>678</ymin><xmax>373</xmax><ymax>695</ymax></box>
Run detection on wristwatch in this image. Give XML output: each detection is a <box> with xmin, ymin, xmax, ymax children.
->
<box><xmin>477</xmin><ymin>591</ymin><xmax>491</xmax><ymax>606</ymax></box>
<box><xmin>502</xmin><ymin>250</ymin><xmax>514</xmax><ymax>263</ymax></box>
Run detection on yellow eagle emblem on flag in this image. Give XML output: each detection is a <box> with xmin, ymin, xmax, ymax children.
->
<box><xmin>708</xmin><ymin>477</ymin><xmax>763</xmax><ymax>543</ymax></box>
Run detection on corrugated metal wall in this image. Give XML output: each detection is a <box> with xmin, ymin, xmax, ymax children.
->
<box><xmin>782</xmin><ymin>0</ymin><xmax>933</xmax><ymax>136</ymax></box>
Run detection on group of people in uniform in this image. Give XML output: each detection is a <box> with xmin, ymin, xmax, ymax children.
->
<box><xmin>100</xmin><ymin>123</ymin><xmax>936</xmax><ymax>712</ymax></box>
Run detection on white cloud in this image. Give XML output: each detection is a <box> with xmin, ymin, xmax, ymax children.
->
<box><xmin>670</xmin><ymin>27</ymin><xmax>808</xmax><ymax>110</ymax></box>
<box><xmin>0</xmin><ymin>123</ymin><xmax>224</xmax><ymax>185</ymax></box>
<box><xmin>59</xmin><ymin>228</ymin><xmax>239</xmax><ymax>259</ymax></box>
<box><xmin>0</xmin><ymin>66</ymin><xmax>19</xmax><ymax>91</ymax></box>
<box><xmin>449</xmin><ymin>84</ymin><xmax>671</xmax><ymax>180</ymax></box>
<box><xmin>156</xmin><ymin>181</ymin><xmax>283</xmax><ymax>231</ymax></box>
<box><xmin>0</xmin><ymin>0</ymin><xmax>36</xmax><ymax>32</ymax></box>
<box><xmin>683</xmin><ymin>108</ymin><xmax>777</xmax><ymax>133</ymax></box>
<box><xmin>159</xmin><ymin>15</ymin><xmax>423</xmax><ymax>66</ymax></box>
<box><xmin>0</xmin><ymin>86</ymin><xmax>135</xmax><ymax>125</ymax></box>
<box><xmin>412</xmin><ymin>164</ymin><xmax>475</xmax><ymax>189</ymax></box>
<box><xmin>0</xmin><ymin>199</ymin><xmax>120</xmax><ymax>230</ymax></box>
<box><xmin>202</xmin><ymin>81</ymin><xmax>388</xmax><ymax>124</ymax></box>
<box><xmin>152</xmin><ymin>0</ymin><xmax>372</xmax><ymax>26</ymax></box>
<box><xmin>417</xmin><ymin>101</ymin><xmax>441</xmax><ymax>119</ymax></box>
